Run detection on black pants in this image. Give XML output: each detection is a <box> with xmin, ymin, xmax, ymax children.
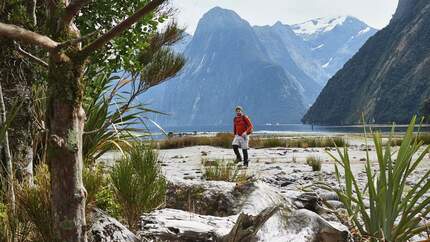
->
<box><xmin>233</xmin><ymin>145</ymin><xmax>248</xmax><ymax>165</ymax></box>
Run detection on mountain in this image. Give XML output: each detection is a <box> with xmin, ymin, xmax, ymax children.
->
<box><xmin>302</xmin><ymin>0</ymin><xmax>430</xmax><ymax>125</ymax></box>
<box><xmin>142</xmin><ymin>8</ymin><xmax>377</xmax><ymax>127</ymax></box>
<box><xmin>254</xmin><ymin>23</ymin><xmax>322</xmax><ymax>105</ymax></box>
<box><xmin>146</xmin><ymin>7</ymin><xmax>307</xmax><ymax>126</ymax></box>
<box><xmin>292</xmin><ymin>16</ymin><xmax>378</xmax><ymax>78</ymax></box>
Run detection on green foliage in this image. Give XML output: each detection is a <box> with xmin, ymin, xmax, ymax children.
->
<box><xmin>202</xmin><ymin>159</ymin><xmax>248</xmax><ymax>183</ymax></box>
<box><xmin>317</xmin><ymin>117</ymin><xmax>430</xmax><ymax>241</ymax></box>
<box><xmin>83</xmin><ymin>165</ymin><xmax>121</xmax><ymax>218</ymax></box>
<box><xmin>77</xmin><ymin>0</ymin><xmax>168</xmax><ymax>75</ymax></box>
<box><xmin>110</xmin><ymin>143</ymin><xmax>166</xmax><ymax>230</ymax></box>
<box><xmin>15</xmin><ymin>164</ymin><xmax>55</xmax><ymax>242</ymax></box>
<box><xmin>306</xmin><ymin>156</ymin><xmax>322</xmax><ymax>171</ymax></box>
<box><xmin>82</xmin><ymin>74</ymin><xmax>135</xmax><ymax>163</ymax></box>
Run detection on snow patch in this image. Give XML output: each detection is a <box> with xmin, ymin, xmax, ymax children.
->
<box><xmin>311</xmin><ymin>44</ymin><xmax>324</xmax><ymax>51</ymax></box>
<box><xmin>322</xmin><ymin>57</ymin><xmax>333</xmax><ymax>68</ymax></box>
<box><xmin>357</xmin><ymin>27</ymin><xmax>371</xmax><ymax>36</ymax></box>
<box><xmin>292</xmin><ymin>16</ymin><xmax>347</xmax><ymax>36</ymax></box>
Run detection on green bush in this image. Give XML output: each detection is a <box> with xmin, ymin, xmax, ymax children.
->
<box><xmin>83</xmin><ymin>165</ymin><xmax>120</xmax><ymax>218</ymax></box>
<box><xmin>111</xmin><ymin>143</ymin><xmax>167</xmax><ymax>230</ymax></box>
<box><xmin>202</xmin><ymin>159</ymin><xmax>248</xmax><ymax>183</ymax></box>
<box><xmin>306</xmin><ymin>156</ymin><xmax>322</xmax><ymax>171</ymax></box>
<box><xmin>318</xmin><ymin>117</ymin><xmax>430</xmax><ymax>241</ymax></box>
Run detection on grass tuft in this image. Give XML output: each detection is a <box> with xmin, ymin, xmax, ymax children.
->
<box><xmin>110</xmin><ymin>143</ymin><xmax>167</xmax><ymax>231</ymax></box>
<box><xmin>306</xmin><ymin>156</ymin><xmax>322</xmax><ymax>171</ymax></box>
<box><xmin>202</xmin><ymin>159</ymin><xmax>248</xmax><ymax>183</ymax></box>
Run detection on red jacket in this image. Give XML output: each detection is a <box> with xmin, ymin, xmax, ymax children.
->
<box><xmin>233</xmin><ymin>115</ymin><xmax>253</xmax><ymax>135</ymax></box>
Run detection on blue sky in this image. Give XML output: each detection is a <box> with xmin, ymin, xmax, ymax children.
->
<box><xmin>171</xmin><ymin>0</ymin><xmax>399</xmax><ymax>33</ymax></box>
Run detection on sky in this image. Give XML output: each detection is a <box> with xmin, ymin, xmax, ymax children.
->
<box><xmin>170</xmin><ymin>0</ymin><xmax>399</xmax><ymax>34</ymax></box>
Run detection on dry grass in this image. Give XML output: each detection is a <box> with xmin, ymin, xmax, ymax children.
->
<box><xmin>306</xmin><ymin>156</ymin><xmax>322</xmax><ymax>171</ymax></box>
<box><xmin>158</xmin><ymin>133</ymin><xmax>233</xmax><ymax>149</ymax></box>
<box><xmin>158</xmin><ymin>133</ymin><xmax>348</xmax><ymax>149</ymax></box>
<box><xmin>390</xmin><ymin>133</ymin><xmax>430</xmax><ymax>146</ymax></box>
<box><xmin>202</xmin><ymin>159</ymin><xmax>248</xmax><ymax>183</ymax></box>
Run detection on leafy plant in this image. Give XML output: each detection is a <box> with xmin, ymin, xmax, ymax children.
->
<box><xmin>317</xmin><ymin>117</ymin><xmax>430</xmax><ymax>241</ymax></box>
<box><xmin>306</xmin><ymin>156</ymin><xmax>322</xmax><ymax>171</ymax></box>
<box><xmin>83</xmin><ymin>164</ymin><xmax>121</xmax><ymax>218</ymax></box>
<box><xmin>202</xmin><ymin>159</ymin><xmax>248</xmax><ymax>183</ymax></box>
<box><xmin>110</xmin><ymin>143</ymin><xmax>166</xmax><ymax>230</ymax></box>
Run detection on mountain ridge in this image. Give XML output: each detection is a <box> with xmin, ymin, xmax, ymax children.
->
<box><xmin>302</xmin><ymin>0</ymin><xmax>430</xmax><ymax>125</ymax></box>
<box><xmin>142</xmin><ymin>7</ymin><xmax>377</xmax><ymax>126</ymax></box>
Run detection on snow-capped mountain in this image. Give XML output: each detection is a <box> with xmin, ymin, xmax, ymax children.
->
<box><xmin>303</xmin><ymin>0</ymin><xmax>430</xmax><ymax>125</ymax></box>
<box><xmin>292</xmin><ymin>16</ymin><xmax>349</xmax><ymax>39</ymax></box>
<box><xmin>141</xmin><ymin>8</ymin><xmax>377</xmax><ymax>126</ymax></box>
<box><xmin>292</xmin><ymin>16</ymin><xmax>378</xmax><ymax>77</ymax></box>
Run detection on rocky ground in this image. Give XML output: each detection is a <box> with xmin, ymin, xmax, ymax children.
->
<box><xmin>94</xmin><ymin>135</ymin><xmax>430</xmax><ymax>242</ymax></box>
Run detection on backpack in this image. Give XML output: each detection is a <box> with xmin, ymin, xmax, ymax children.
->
<box><xmin>242</xmin><ymin>115</ymin><xmax>253</xmax><ymax>134</ymax></box>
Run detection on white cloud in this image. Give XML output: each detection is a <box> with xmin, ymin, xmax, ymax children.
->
<box><xmin>170</xmin><ymin>0</ymin><xmax>399</xmax><ymax>34</ymax></box>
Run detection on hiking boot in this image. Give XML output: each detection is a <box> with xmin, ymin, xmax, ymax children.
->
<box><xmin>235</xmin><ymin>158</ymin><xmax>242</xmax><ymax>164</ymax></box>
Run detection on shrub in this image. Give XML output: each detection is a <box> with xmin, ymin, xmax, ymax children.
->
<box><xmin>83</xmin><ymin>164</ymin><xmax>120</xmax><ymax>218</ymax></box>
<box><xmin>202</xmin><ymin>159</ymin><xmax>248</xmax><ymax>183</ymax></box>
<box><xmin>15</xmin><ymin>164</ymin><xmax>55</xmax><ymax>242</ymax></box>
<box><xmin>111</xmin><ymin>143</ymin><xmax>167</xmax><ymax>230</ymax></box>
<box><xmin>306</xmin><ymin>156</ymin><xmax>322</xmax><ymax>171</ymax></box>
<box><xmin>317</xmin><ymin>117</ymin><xmax>430</xmax><ymax>241</ymax></box>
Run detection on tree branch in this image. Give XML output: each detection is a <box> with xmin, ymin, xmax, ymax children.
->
<box><xmin>63</xmin><ymin>0</ymin><xmax>91</xmax><ymax>27</ymax></box>
<box><xmin>14</xmin><ymin>42</ymin><xmax>48</xmax><ymax>68</ymax></box>
<box><xmin>0</xmin><ymin>23</ymin><xmax>58</xmax><ymax>50</ymax></box>
<box><xmin>79</xmin><ymin>0</ymin><xmax>166</xmax><ymax>57</ymax></box>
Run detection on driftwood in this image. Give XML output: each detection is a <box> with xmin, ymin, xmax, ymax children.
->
<box><xmin>139</xmin><ymin>207</ymin><xmax>279</xmax><ymax>242</ymax></box>
<box><xmin>221</xmin><ymin>206</ymin><xmax>279</xmax><ymax>242</ymax></box>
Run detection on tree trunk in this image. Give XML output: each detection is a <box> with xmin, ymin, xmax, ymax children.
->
<box><xmin>0</xmin><ymin>82</ymin><xmax>16</xmax><ymax>212</ymax></box>
<box><xmin>47</xmin><ymin>51</ymin><xmax>87</xmax><ymax>241</ymax></box>
<box><xmin>0</xmin><ymin>41</ymin><xmax>34</xmax><ymax>185</ymax></box>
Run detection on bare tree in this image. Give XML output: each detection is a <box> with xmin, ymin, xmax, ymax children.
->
<box><xmin>0</xmin><ymin>0</ymin><xmax>166</xmax><ymax>241</ymax></box>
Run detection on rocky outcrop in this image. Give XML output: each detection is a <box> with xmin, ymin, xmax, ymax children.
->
<box><xmin>88</xmin><ymin>209</ymin><xmax>138</xmax><ymax>242</ymax></box>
